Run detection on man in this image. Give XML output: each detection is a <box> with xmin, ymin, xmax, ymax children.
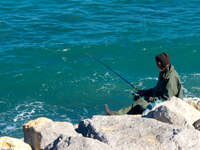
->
<box><xmin>105</xmin><ymin>52</ymin><xmax>183</xmax><ymax>115</ymax></box>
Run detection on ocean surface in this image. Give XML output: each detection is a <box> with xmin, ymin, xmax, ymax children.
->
<box><xmin>0</xmin><ymin>0</ymin><xmax>200</xmax><ymax>138</ymax></box>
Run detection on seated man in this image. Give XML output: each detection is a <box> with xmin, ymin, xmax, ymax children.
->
<box><xmin>105</xmin><ymin>52</ymin><xmax>183</xmax><ymax>115</ymax></box>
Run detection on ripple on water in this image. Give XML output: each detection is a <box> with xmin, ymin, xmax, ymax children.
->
<box><xmin>0</xmin><ymin>100</ymin><xmax>73</xmax><ymax>138</ymax></box>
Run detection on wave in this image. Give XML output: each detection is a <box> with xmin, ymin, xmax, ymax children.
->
<box><xmin>0</xmin><ymin>100</ymin><xmax>72</xmax><ymax>138</ymax></box>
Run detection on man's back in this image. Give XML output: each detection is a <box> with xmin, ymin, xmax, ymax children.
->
<box><xmin>152</xmin><ymin>65</ymin><xmax>183</xmax><ymax>100</ymax></box>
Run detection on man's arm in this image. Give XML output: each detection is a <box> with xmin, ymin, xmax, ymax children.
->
<box><xmin>137</xmin><ymin>88</ymin><xmax>153</xmax><ymax>97</ymax></box>
<box><xmin>156</xmin><ymin>77</ymin><xmax>179</xmax><ymax>100</ymax></box>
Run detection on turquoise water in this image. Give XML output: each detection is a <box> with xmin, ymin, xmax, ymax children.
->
<box><xmin>0</xmin><ymin>0</ymin><xmax>200</xmax><ymax>138</ymax></box>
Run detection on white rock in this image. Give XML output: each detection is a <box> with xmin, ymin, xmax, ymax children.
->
<box><xmin>143</xmin><ymin>97</ymin><xmax>200</xmax><ymax>127</ymax></box>
<box><xmin>44</xmin><ymin>135</ymin><xmax>111</xmax><ymax>150</ymax></box>
<box><xmin>77</xmin><ymin>115</ymin><xmax>200</xmax><ymax>150</ymax></box>
<box><xmin>0</xmin><ymin>136</ymin><xmax>32</xmax><ymax>150</ymax></box>
<box><xmin>183</xmin><ymin>97</ymin><xmax>200</xmax><ymax>111</ymax></box>
<box><xmin>23</xmin><ymin>117</ymin><xmax>78</xmax><ymax>150</ymax></box>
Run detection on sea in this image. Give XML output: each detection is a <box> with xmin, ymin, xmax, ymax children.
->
<box><xmin>0</xmin><ymin>0</ymin><xmax>200</xmax><ymax>138</ymax></box>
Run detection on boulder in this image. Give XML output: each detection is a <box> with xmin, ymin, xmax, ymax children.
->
<box><xmin>183</xmin><ymin>97</ymin><xmax>200</xmax><ymax>111</ymax></box>
<box><xmin>193</xmin><ymin>119</ymin><xmax>200</xmax><ymax>131</ymax></box>
<box><xmin>44</xmin><ymin>135</ymin><xmax>111</xmax><ymax>150</ymax></box>
<box><xmin>0</xmin><ymin>136</ymin><xmax>32</xmax><ymax>150</ymax></box>
<box><xmin>77</xmin><ymin>115</ymin><xmax>200</xmax><ymax>150</ymax></box>
<box><xmin>23</xmin><ymin>117</ymin><xmax>78</xmax><ymax>150</ymax></box>
<box><xmin>143</xmin><ymin>97</ymin><xmax>200</xmax><ymax>127</ymax></box>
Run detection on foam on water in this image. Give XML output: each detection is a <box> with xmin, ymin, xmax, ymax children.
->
<box><xmin>0</xmin><ymin>100</ymin><xmax>73</xmax><ymax>137</ymax></box>
<box><xmin>62</xmin><ymin>48</ymin><xmax>70</xmax><ymax>52</ymax></box>
<box><xmin>191</xmin><ymin>87</ymin><xmax>200</xmax><ymax>90</ymax></box>
<box><xmin>96</xmin><ymin>83</ymin><xmax>116</xmax><ymax>95</ymax></box>
<box><xmin>143</xmin><ymin>77</ymin><xmax>158</xmax><ymax>81</ymax></box>
<box><xmin>180</xmin><ymin>73</ymin><xmax>200</xmax><ymax>98</ymax></box>
<box><xmin>13</xmin><ymin>101</ymin><xmax>43</xmax><ymax>122</ymax></box>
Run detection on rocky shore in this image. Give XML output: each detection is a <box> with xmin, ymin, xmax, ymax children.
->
<box><xmin>1</xmin><ymin>97</ymin><xmax>200</xmax><ymax>150</ymax></box>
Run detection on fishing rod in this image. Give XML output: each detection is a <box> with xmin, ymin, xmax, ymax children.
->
<box><xmin>85</xmin><ymin>53</ymin><xmax>139</xmax><ymax>92</ymax></box>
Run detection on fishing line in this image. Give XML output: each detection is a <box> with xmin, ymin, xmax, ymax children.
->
<box><xmin>85</xmin><ymin>53</ymin><xmax>139</xmax><ymax>93</ymax></box>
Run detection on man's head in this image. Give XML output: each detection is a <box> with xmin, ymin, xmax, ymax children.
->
<box><xmin>155</xmin><ymin>52</ymin><xmax>170</xmax><ymax>71</ymax></box>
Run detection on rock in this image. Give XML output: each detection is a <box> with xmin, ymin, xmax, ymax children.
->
<box><xmin>23</xmin><ymin>117</ymin><xmax>78</xmax><ymax>150</ymax></box>
<box><xmin>73</xmin><ymin>124</ymin><xmax>78</xmax><ymax>130</ymax></box>
<box><xmin>44</xmin><ymin>135</ymin><xmax>111</xmax><ymax>150</ymax></box>
<box><xmin>143</xmin><ymin>97</ymin><xmax>200</xmax><ymax>127</ymax></box>
<box><xmin>193</xmin><ymin>119</ymin><xmax>200</xmax><ymax>131</ymax></box>
<box><xmin>0</xmin><ymin>136</ymin><xmax>32</xmax><ymax>150</ymax></box>
<box><xmin>184</xmin><ymin>97</ymin><xmax>200</xmax><ymax>111</ymax></box>
<box><xmin>77</xmin><ymin>115</ymin><xmax>200</xmax><ymax>150</ymax></box>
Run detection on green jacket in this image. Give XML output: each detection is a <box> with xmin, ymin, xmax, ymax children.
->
<box><xmin>143</xmin><ymin>65</ymin><xmax>183</xmax><ymax>100</ymax></box>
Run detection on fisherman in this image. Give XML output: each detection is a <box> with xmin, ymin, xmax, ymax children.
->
<box><xmin>105</xmin><ymin>52</ymin><xmax>183</xmax><ymax>115</ymax></box>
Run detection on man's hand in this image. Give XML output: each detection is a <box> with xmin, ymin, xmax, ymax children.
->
<box><xmin>148</xmin><ymin>96</ymin><xmax>154</xmax><ymax>102</ymax></box>
<box><xmin>143</xmin><ymin>96</ymin><xmax>154</xmax><ymax>103</ymax></box>
<box><xmin>137</xmin><ymin>90</ymin><xmax>144</xmax><ymax>96</ymax></box>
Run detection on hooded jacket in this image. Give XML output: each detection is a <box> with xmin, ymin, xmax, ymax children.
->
<box><xmin>143</xmin><ymin>65</ymin><xmax>183</xmax><ymax>100</ymax></box>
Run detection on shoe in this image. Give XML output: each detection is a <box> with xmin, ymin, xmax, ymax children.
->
<box><xmin>104</xmin><ymin>104</ymin><xmax>117</xmax><ymax>115</ymax></box>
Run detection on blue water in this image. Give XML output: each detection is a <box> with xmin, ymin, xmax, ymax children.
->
<box><xmin>0</xmin><ymin>0</ymin><xmax>200</xmax><ymax>138</ymax></box>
